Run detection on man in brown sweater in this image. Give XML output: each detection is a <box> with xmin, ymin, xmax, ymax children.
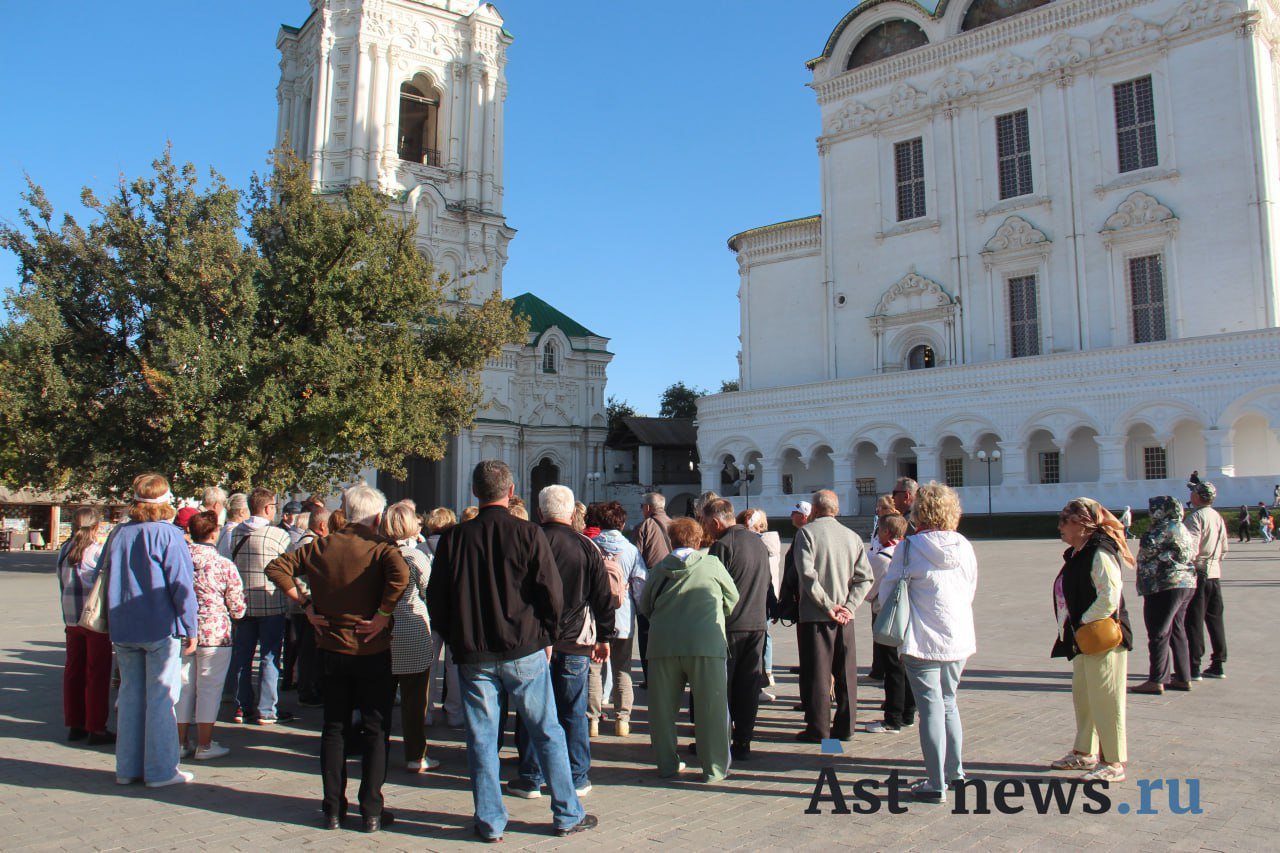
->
<box><xmin>265</xmin><ymin>484</ymin><xmax>408</xmax><ymax>834</ymax></box>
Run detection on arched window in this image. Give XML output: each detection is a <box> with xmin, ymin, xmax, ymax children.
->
<box><xmin>846</xmin><ymin>20</ymin><xmax>929</xmax><ymax>71</ymax></box>
<box><xmin>542</xmin><ymin>340</ymin><xmax>558</xmax><ymax>374</ymax></box>
<box><xmin>960</xmin><ymin>0</ymin><xmax>1052</xmax><ymax>32</ymax></box>
<box><xmin>398</xmin><ymin>74</ymin><xmax>442</xmax><ymax>166</ymax></box>
<box><xmin>908</xmin><ymin>344</ymin><xmax>936</xmax><ymax>370</ymax></box>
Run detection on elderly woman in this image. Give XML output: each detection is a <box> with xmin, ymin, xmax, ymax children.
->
<box><xmin>58</xmin><ymin>508</ymin><xmax>114</xmax><ymax>745</ymax></box>
<box><xmin>103</xmin><ymin>473</ymin><xmax>199</xmax><ymax>788</ymax></box>
<box><xmin>1050</xmin><ymin>499</ymin><xmax>1135</xmax><ymax>783</ymax></box>
<box><xmin>381</xmin><ymin>500</ymin><xmax>438</xmax><ymax>771</ymax></box>
<box><xmin>1131</xmin><ymin>495</ymin><xmax>1197</xmax><ymax>695</ymax></box>
<box><xmin>587</xmin><ymin>501</ymin><xmax>647</xmax><ymax>737</ymax></box>
<box><xmin>176</xmin><ymin>511</ymin><xmax>246</xmax><ymax>760</ymax></box>
<box><xmin>878</xmin><ymin>482</ymin><xmax>978</xmax><ymax>805</ymax></box>
<box><xmin>640</xmin><ymin>517</ymin><xmax>739</xmax><ymax>782</ymax></box>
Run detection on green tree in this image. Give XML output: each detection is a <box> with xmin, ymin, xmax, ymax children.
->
<box><xmin>0</xmin><ymin>148</ymin><xmax>525</xmax><ymax>498</ymax></box>
<box><xmin>658</xmin><ymin>381</ymin><xmax>705</xmax><ymax>419</ymax></box>
<box><xmin>719</xmin><ymin>379</ymin><xmax>740</xmax><ymax>393</ymax></box>
<box><xmin>606</xmin><ymin>395</ymin><xmax>637</xmax><ymax>435</ymax></box>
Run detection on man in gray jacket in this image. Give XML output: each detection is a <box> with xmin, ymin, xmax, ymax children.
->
<box><xmin>631</xmin><ymin>492</ymin><xmax>671</xmax><ymax>685</ymax></box>
<box><xmin>793</xmin><ymin>489</ymin><xmax>873</xmax><ymax>743</ymax></box>
<box><xmin>1183</xmin><ymin>480</ymin><xmax>1228</xmax><ymax>679</ymax></box>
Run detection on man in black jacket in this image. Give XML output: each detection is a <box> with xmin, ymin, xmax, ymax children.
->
<box><xmin>702</xmin><ymin>497</ymin><xmax>772</xmax><ymax>761</ymax></box>
<box><xmin>427</xmin><ymin>461</ymin><xmax>597</xmax><ymax>842</ymax></box>
<box><xmin>508</xmin><ymin>484</ymin><xmax>615</xmax><ymax>799</ymax></box>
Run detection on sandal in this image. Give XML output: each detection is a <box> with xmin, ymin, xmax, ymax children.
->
<box><xmin>1082</xmin><ymin>764</ymin><xmax>1125</xmax><ymax>783</ymax></box>
<box><xmin>1050</xmin><ymin>751</ymin><xmax>1098</xmax><ymax>771</ymax></box>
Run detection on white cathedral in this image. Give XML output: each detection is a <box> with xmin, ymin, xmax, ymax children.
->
<box><xmin>696</xmin><ymin>0</ymin><xmax>1280</xmax><ymax>516</ymax></box>
<box><xmin>274</xmin><ymin>0</ymin><xmax>611</xmax><ymax>510</ymax></box>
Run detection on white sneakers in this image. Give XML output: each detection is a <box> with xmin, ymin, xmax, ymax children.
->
<box><xmin>146</xmin><ymin>770</ymin><xmax>195</xmax><ymax>788</ymax></box>
<box><xmin>194</xmin><ymin>742</ymin><xmax>230</xmax><ymax>760</ymax></box>
<box><xmin>407</xmin><ymin>757</ymin><xmax>442</xmax><ymax>772</ymax></box>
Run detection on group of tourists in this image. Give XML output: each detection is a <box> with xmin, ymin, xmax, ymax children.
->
<box><xmin>53</xmin><ymin>462</ymin><xmax>1232</xmax><ymax>836</ymax></box>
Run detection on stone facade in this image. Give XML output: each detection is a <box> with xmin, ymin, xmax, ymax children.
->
<box><xmin>697</xmin><ymin>0</ymin><xmax>1280</xmax><ymax>516</ymax></box>
<box><xmin>277</xmin><ymin>1</ymin><xmax>610</xmax><ymax>510</ymax></box>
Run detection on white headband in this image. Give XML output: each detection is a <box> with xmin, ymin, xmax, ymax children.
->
<box><xmin>134</xmin><ymin>490</ymin><xmax>173</xmax><ymax>505</ymax></box>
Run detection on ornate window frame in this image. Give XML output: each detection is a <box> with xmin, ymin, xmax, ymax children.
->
<box><xmin>870</xmin><ymin>271</ymin><xmax>960</xmax><ymax>371</ymax></box>
<box><xmin>1099</xmin><ymin>191</ymin><xmax>1180</xmax><ymax>344</ymax></box>
<box><xmin>980</xmin><ymin>216</ymin><xmax>1053</xmax><ymax>359</ymax></box>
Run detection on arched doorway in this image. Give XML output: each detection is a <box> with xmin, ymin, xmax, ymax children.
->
<box><xmin>530</xmin><ymin>457</ymin><xmax>560</xmax><ymax>514</ymax></box>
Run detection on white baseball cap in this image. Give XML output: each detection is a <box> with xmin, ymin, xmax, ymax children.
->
<box><xmin>791</xmin><ymin>501</ymin><xmax>812</xmax><ymax>517</ymax></box>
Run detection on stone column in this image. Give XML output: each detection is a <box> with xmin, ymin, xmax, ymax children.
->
<box><xmin>637</xmin><ymin>445</ymin><xmax>654</xmax><ymax>488</ymax></box>
<box><xmin>367</xmin><ymin>45</ymin><xmax>388</xmax><ymax>184</ymax></box>
<box><xmin>759</xmin><ymin>457</ymin><xmax>782</xmax><ymax>496</ymax></box>
<box><xmin>996</xmin><ymin>441</ymin><xmax>1027</xmax><ymax>486</ymax></box>
<box><xmin>833</xmin><ymin>453</ymin><xmax>856</xmax><ymax>515</ymax></box>
<box><xmin>1203</xmin><ymin>428</ymin><xmax>1236</xmax><ymax>478</ymax></box>
<box><xmin>913</xmin><ymin>446</ymin><xmax>941</xmax><ymax>484</ymax></box>
<box><xmin>1095</xmin><ymin>434</ymin><xmax>1127</xmax><ymax>484</ymax></box>
<box><xmin>699</xmin><ymin>463</ymin><xmax>720</xmax><ymax>495</ymax></box>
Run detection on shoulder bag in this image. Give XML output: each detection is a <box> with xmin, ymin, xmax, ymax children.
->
<box><xmin>78</xmin><ymin>528</ymin><xmax>120</xmax><ymax>634</ymax></box>
<box><xmin>1074</xmin><ymin>616</ymin><xmax>1123</xmax><ymax>655</ymax></box>
<box><xmin>872</xmin><ymin>538</ymin><xmax>911</xmax><ymax>648</ymax></box>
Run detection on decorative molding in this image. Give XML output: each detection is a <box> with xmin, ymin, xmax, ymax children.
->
<box><xmin>875</xmin><ymin>217</ymin><xmax>942</xmax><ymax>242</ymax></box>
<box><xmin>1094</xmin><ymin>166</ymin><xmax>1181</xmax><ymax>197</ymax></box>
<box><xmin>982</xmin><ymin>215</ymin><xmax>1050</xmax><ymax>254</ymax></box>
<box><xmin>817</xmin><ymin>0</ymin><xmax>1246</xmax><ymax>139</ymax></box>
<box><xmin>976</xmin><ymin>192</ymin><xmax>1051</xmax><ymax>222</ymax></box>
<box><xmin>1100</xmin><ymin>191</ymin><xmax>1179</xmax><ymax>246</ymax></box>
<box><xmin>873</xmin><ymin>271</ymin><xmax>957</xmax><ymax>317</ymax></box>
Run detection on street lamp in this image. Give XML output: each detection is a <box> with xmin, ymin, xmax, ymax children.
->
<box><xmin>976</xmin><ymin>449</ymin><xmax>1002</xmax><ymax>537</ymax></box>
<box><xmin>587</xmin><ymin>471</ymin><xmax>601</xmax><ymax>503</ymax></box>
<box><xmin>741</xmin><ymin>468</ymin><xmax>756</xmax><ymax>512</ymax></box>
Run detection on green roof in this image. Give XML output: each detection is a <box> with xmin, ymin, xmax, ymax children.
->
<box><xmin>510</xmin><ymin>292</ymin><xmax>597</xmax><ymax>339</ymax></box>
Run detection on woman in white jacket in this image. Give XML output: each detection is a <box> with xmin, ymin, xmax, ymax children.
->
<box><xmin>878</xmin><ymin>482</ymin><xmax>978</xmax><ymax>805</ymax></box>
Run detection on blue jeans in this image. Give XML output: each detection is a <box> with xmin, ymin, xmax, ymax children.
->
<box><xmin>114</xmin><ymin>637</ymin><xmax>182</xmax><ymax>783</ymax></box>
<box><xmin>763</xmin><ymin>630</ymin><xmax>774</xmax><ymax>675</ymax></box>
<box><xmin>516</xmin><ymin>652</ymin><xmax>591</xmax><ymax>789</ymax></box>
<box><xmin>460</xmin><ymin>650</ymin><xmax>585</xmax><ymax>838</ymax></box>
<box><xmin>903</xmin><ymin>656</ymin><xmax>966</xmax><ymax>794</ymax></box>
<box><xmin>230</xmin><ymin>614</ymin><xmax>286</xmax><ymax>719</ymax></box>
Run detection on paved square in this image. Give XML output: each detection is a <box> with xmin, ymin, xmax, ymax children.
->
<box><xmin>1</xmin><ymin>538</ymin><xmax>1276</xmax><ymax>850</ymax></box>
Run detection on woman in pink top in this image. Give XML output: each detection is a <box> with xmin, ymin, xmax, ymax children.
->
<box><xmin>176</xmin><ymin>511</ymin><xmax>246</xmax><ymax>760</ymax></box>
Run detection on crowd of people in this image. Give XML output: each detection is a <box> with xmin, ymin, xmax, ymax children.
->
<box><xmin>53</xmin><ymin>463</ymin><xmax>1233</xmax><ymax>836</ymax></box>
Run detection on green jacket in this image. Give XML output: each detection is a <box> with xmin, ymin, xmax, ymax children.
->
<box><xmin>639</xmin><ymin>551</ymin><xmax>740</xmax><ymax>659</ymax></box>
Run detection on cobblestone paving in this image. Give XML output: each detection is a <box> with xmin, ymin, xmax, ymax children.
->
<box><xmin>1</xmin><ymin>539</ymin><xmax>1277</xmax><ymax>851</ymax></box>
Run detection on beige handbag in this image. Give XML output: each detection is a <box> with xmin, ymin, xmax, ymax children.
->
<box><xmin>1074</xmin><ymin>616</ymin><xmax>1122</xmax><ymax>655</ymax></box>
<box><xmin>78</xmin><ymin>566</ymin><xmax>110</xmax><ymax>634</ymax></box>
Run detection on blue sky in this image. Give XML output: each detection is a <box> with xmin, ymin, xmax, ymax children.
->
<box><xmin>0</xmin><ymin>1</ymin><xmax>856</xmax><ymax>414</ymax></box>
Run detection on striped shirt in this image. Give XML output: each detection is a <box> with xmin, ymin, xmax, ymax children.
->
<box><xmin>58</xmin><ymin>540</ymin><xmax>103</xmax><ymax>626</ymax></box>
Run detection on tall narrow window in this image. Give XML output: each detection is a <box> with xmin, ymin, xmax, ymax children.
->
<box><xmin>1008</xmin><ymin>274</ymin><xmax>1040</xmax><ymax>357</ymax></box>
<box><xmin>398</xmin><ymin>76</ymin><xmax>442</xmax><ymax>166</ymax></box>
<box><xmin>1114</xmin><ymin>76</ymin><xmax>1158</xmax><ymax>173</ymax></box>
<box><xmin>1128</xmin><ymin>255</ymin><xmax>1167</xmax><ymax>343</ymax></box>
<box><xmin>895</xmin><ymin>138</ymin><xmax>926</xmax><ymax>221</ymax></box>
<box><xmin>944</xmin><ymin>457</ymin><xmax>965</xmax><ymax>487</ymax></box>
<box><xmin>1039</xmin><ymin>451</ymin><xmax>1060</xmax><ymax>484</ymax></box>
<box><xmin>1143</xmin><ymin>446</ymin><xmax>1167</xmax><ymax>480</ymax></box>
<box><xmin>542</xmin><ymin>340</ymin><xmax>558</xmax><ymax>373</ymax></box>
<box><xmin>996</xmin><ymin>110</ymin><xmax>1033</xmax><ymax>199</ymax></box>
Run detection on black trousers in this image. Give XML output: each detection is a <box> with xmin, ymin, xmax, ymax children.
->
<box><xmin>320</xmin><ymin>650</ymin><xmax>394</xmax><ymax>819</ymax></box>
<box><xmin>725</xmin><ymin>630</ymin><xmax>766</xmax><ymax>748</ymax></box>
<box><xmin>288</xmin><ymin>614</ymin><xmax>320</xmax><ymax>700</ymax></box>
<box><xmin>1184</xmin><ymin>575</ymin><xmax>1227</xmax><ymax>670</ymax></box>
<box><xmin>875</xmin><ymin>641</ymin><xmax>916</xmax><ymax>727</ymax></box>
<box><xmin>798</xmin><ymin>621</ymin><xmax>857</xmax><ymax>739</ymax></box>
<box><xmin>1143</xmin><ymin>587</ymin><xmax>1194</xmax><ymax>683</ymax></box>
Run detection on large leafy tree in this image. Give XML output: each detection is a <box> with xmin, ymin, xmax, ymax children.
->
<box><xmin>0</xmin><ymin>148</ymin><xmax>524</xmax><ymax>498</ymax></box>
<box><xmin>658</xmin><ymin>381</ymin><xmax>705</xmax><ymax>419</ymax></box>
<box><xmin>605</xmin><ymin>395</ymin><xmax>637</xmax><ymax>435</ymax></box>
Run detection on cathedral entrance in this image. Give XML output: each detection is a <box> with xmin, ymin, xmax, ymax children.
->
<box><xmin>530</xmin><ymin>458</ymin><xmax>560</xmax><ymax>513</ymax></box>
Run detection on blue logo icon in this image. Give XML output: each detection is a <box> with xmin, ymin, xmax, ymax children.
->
<box><xmin>820</xmin><ymin>738</ymin><xmax>844</xmax><ymax>755</ymax></box>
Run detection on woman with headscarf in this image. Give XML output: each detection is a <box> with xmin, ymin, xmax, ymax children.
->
<box><xmin>1050</xmin><ymin>498</ymin><xmax>1135</xmax><ymax>783</ymax></box>
<box><xmin>1131</xmin><ymin>495</ymin><xmax>1197</xmax><ymax>695</ymax></box>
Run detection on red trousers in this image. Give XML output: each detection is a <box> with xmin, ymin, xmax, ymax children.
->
<box><xmin>64</xmin><ymin>626</ymin><xmax>112</xmax><ymax>732</ymax></box>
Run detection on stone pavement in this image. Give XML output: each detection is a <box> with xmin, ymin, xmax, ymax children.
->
<box><xmin>1</xmin><ymin>538</ymin><xmax>1278</xmax><ymax>851</ymax></box>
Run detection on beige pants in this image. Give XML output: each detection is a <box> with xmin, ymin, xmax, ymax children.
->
<box><xmin>1072</xmin><ymin>647</ymin><xmax>1128</xmax><ymax>763</ymax></box>
<box><xmin>588</xmin><ymin>636</ymin><xmax>634</xmax><ymax>722</ymax></box>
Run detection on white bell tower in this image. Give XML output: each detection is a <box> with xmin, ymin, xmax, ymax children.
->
<box><xmin>276</xmin><ymin>0</ymin><xmax>513</xmax><ymax>302</ymax></box>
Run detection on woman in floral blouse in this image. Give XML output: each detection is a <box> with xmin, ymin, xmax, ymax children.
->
<box><xmin>176</xmin><ymin>510</ymin><xmax>246</xmax><ymax>759</ymax></box>
<box><xmin>1130</xmin><ymin>495</ymin><xmax>1197</xmax><ymax>695</ymax></box>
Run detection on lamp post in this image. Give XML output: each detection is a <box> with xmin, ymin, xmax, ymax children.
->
<box><xmin>742</xmin><ymin>469</ymin><xmax>755</xmax><ymax>512</ymax></box>
<box><xmin>587</xmin><ymin>471</ymin><xmax>601</xmax><ymax>503</ymax></box>
<box><xmin>976</xmin><ymin>449</ymin><xmax>1002</xmax><ymax>537</ymax></box>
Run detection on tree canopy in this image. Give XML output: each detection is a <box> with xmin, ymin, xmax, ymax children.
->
<box><xmin>0</xmin><ymin>148</ymin><xmax>525</xmax><ymax>498</ymax></box>
<box><xmin>606</xmin><ymin>395</ymin><xmax>637</xmax><ymax>435</ymax></box>
<box><xmin>658</xmin><ymin>381</ymin><xmax>705</xmax><ymax>419</ymax></box>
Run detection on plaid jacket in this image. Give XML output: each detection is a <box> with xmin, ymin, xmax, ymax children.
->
<box><xmin>230</xmin><ymin>520</ymin><xmax>293</xmax><ymax>617</ymax></box>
